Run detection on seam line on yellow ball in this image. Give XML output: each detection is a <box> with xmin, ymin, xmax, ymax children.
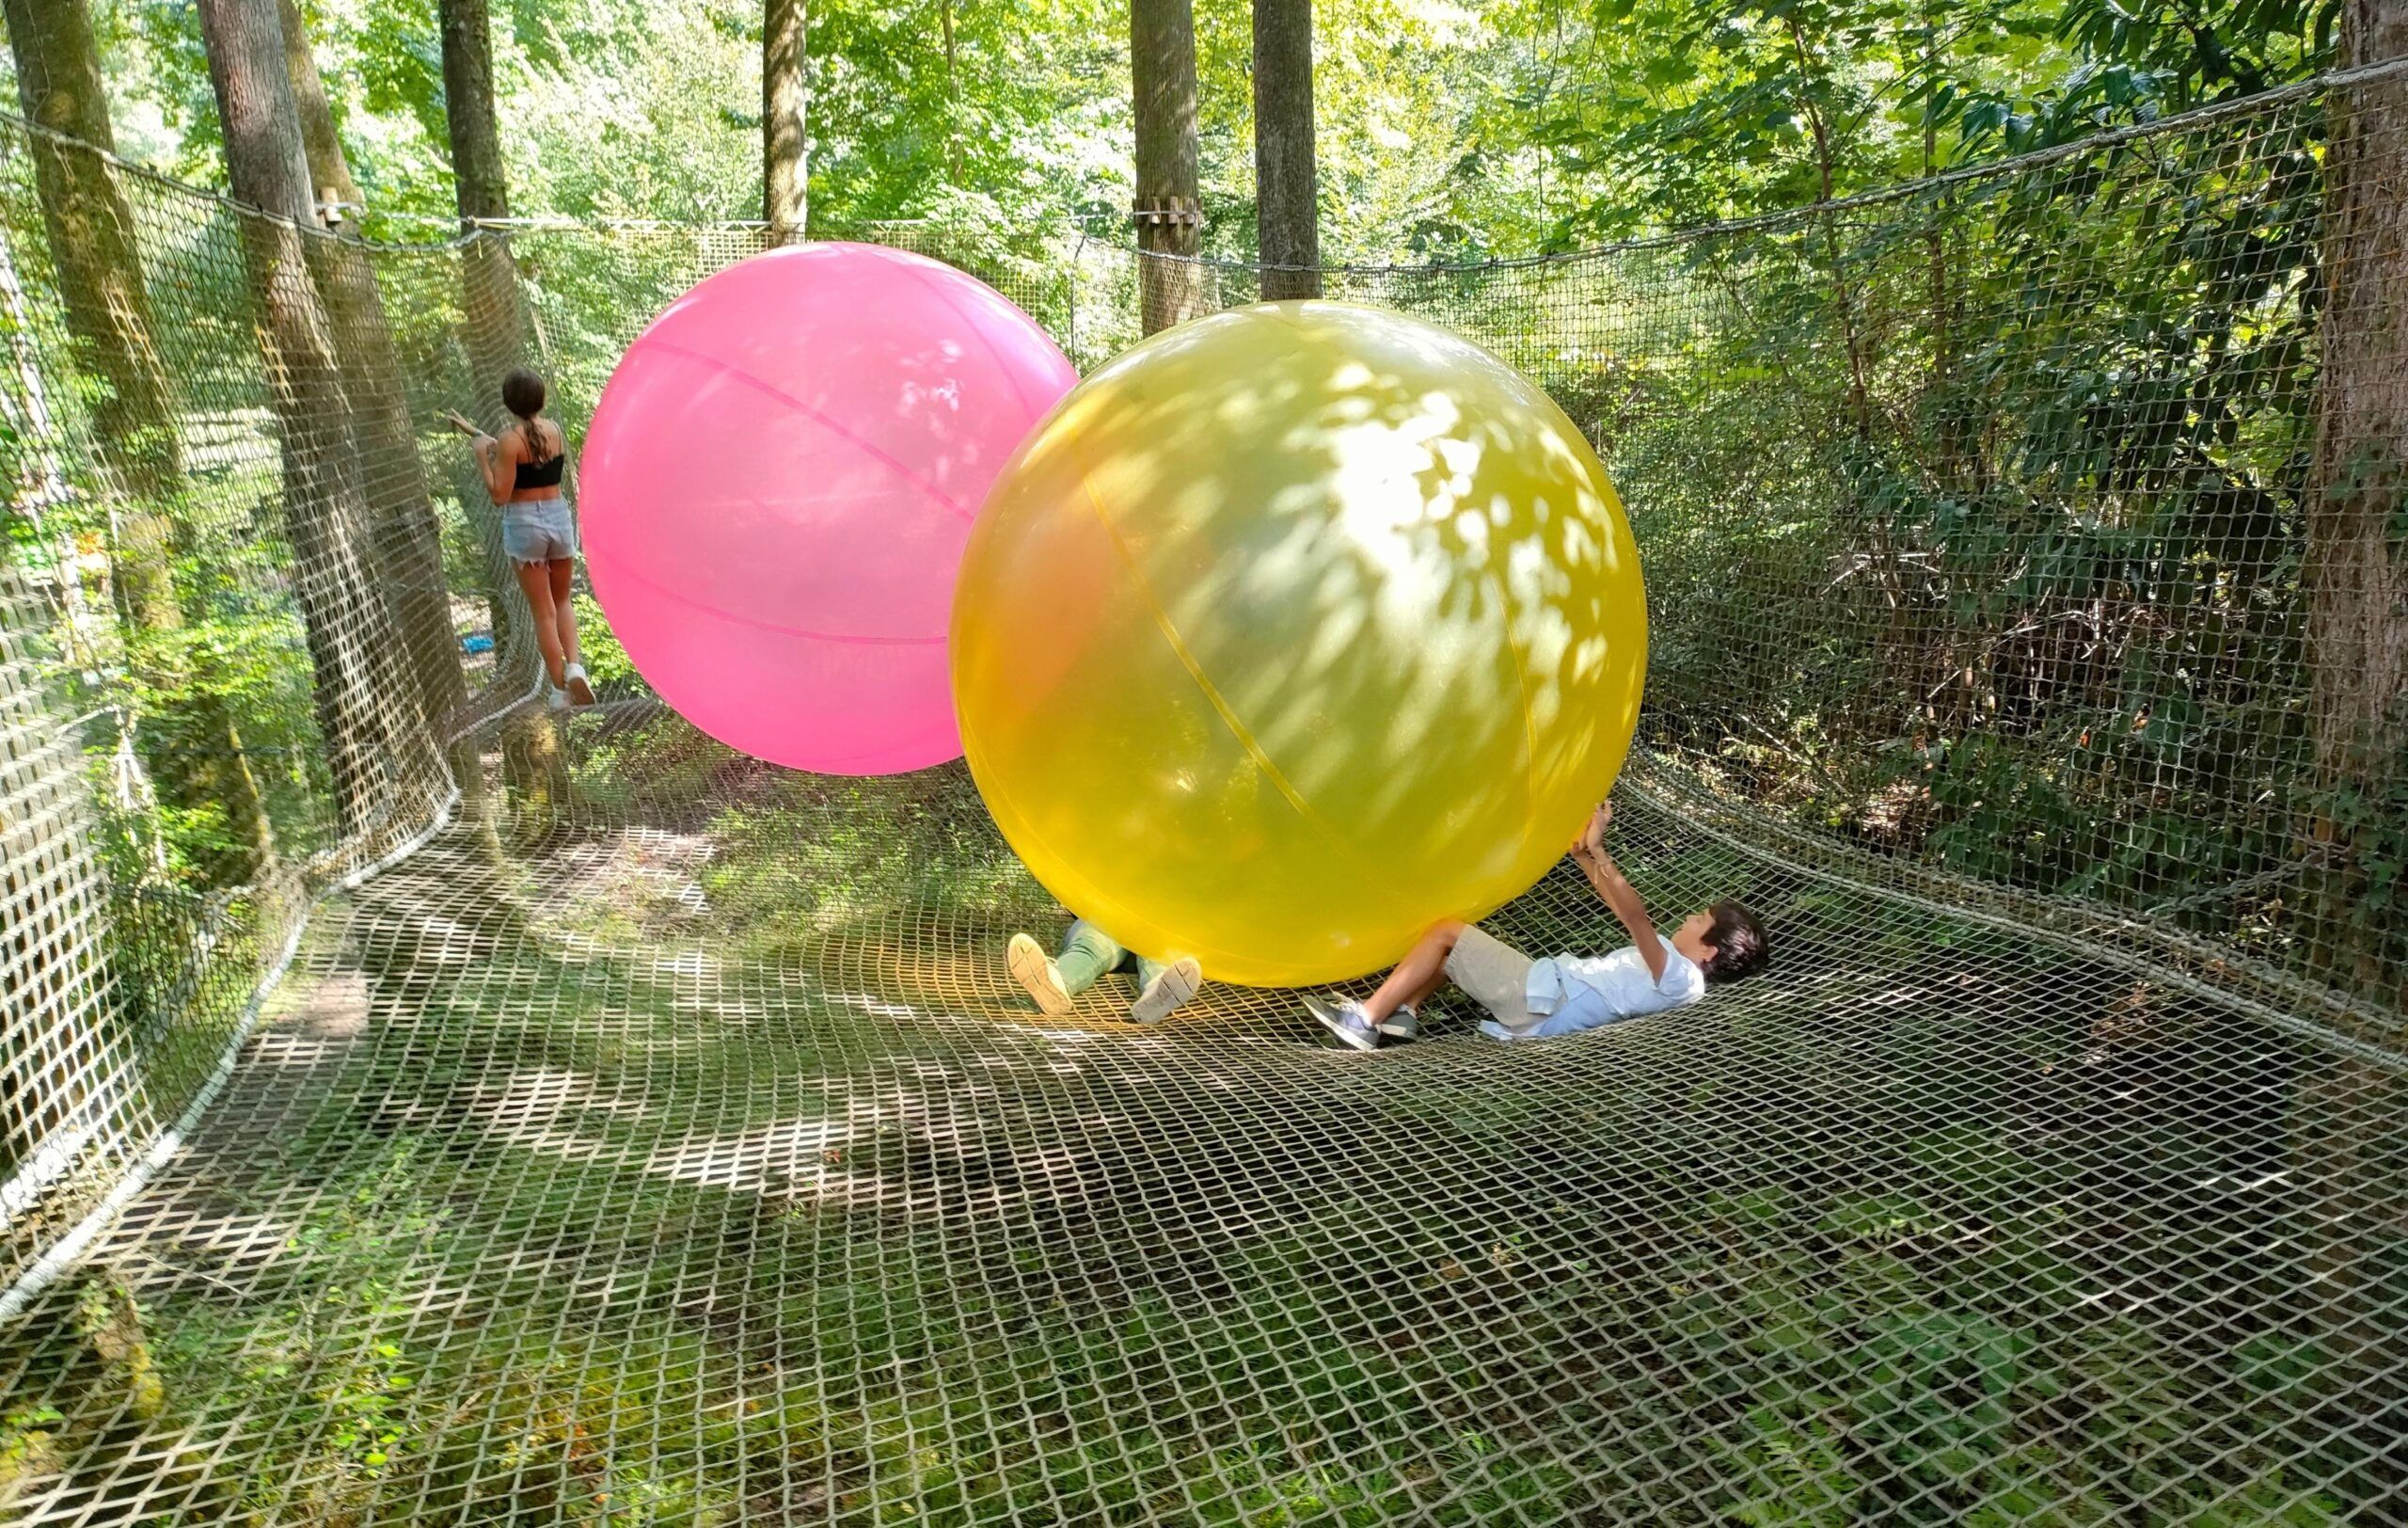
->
<box><xmin>1497</xmin><ymin>577</ymin><xmax>1545</xmax><ymax>883</ymax></box>
<box><xmin>1051</xmin><ymin>315</ymin><xmax>1423</xmax><ymax>925</ymax></box>
<box><xmin>1256</xmin><ymin>305</ymin><xmax>1523</xmax><ymax>925</ymax></box>
<box><xmin>1069</xmin><ymin>476</ymin><xmax>1356</xmax><ymax>862</ymax></box>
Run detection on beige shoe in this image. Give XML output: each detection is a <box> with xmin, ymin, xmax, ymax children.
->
<box><xmin>1007</xmin><ymin>933</ymin><xmax>1072</xmax><ymax>1016</ymax></box>
<box><xmin>1131</xmin><ymin>957</ymin><xmax>1202</xmax><ymax>1026</ymax></box>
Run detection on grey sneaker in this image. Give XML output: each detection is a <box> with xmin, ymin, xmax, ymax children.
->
<box><xmin>1305</xmin><ymin>994</ymin><xmax>1379</xmax><ymax>1052</ymax></box>
<box><xmin>1007</xmin><ymin>933</ymin><xmax>1072</xmax><ymax>1016</ymax></box>
<box><xmin>1131</xmin><ymin>957</ymin><xmax>1202</xmax><ymax>1026</ymax></box>
<box><xmin>1378</xmin><ymin>1004</ymin><xmax>1418</xmax><ymax>1040</ymax></box>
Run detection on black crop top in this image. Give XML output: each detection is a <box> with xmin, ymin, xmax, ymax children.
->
<box><xmin>514</xmin><ymin>452</ymin><xmax>564</xmax><ymax>490</ymax></box>
<box><xmin>508</xmin><ymin>419</ymin><xmax>563</xmax><ymax>484</ymax></box>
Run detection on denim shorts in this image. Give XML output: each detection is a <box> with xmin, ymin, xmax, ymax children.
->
<box><xmin>501</xmin><ymin>497</ymin><xmax>578</xmax><ymax>565</ymax></box>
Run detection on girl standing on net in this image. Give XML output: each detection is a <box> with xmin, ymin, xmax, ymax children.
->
<box><xmin>449</xmin><ymin>367</ymin><xmax>595</xmax><ymax>709</ymax></box>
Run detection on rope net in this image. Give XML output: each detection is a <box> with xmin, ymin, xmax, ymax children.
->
<box><xmin>1</xmin><ymin>61</ymin><xmax>2403</xmax><ymax>1527</ymax></box>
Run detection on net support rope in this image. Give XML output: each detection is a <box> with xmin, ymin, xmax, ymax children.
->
<box><xmin>0</xmin><ymin>58</ymin><xmax>2404</xmax><ymax>1526</ymax></box>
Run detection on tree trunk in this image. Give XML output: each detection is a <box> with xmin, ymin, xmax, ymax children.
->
<box><xmin>1251</xmin><ymin>0</ymin><xmax>1319</xmax><ymax>299</ymax></box>
<box><xmin>438</xmin><ymin>0</ymin><xmax>520</xmax><ymax>389</ymax></box>
<box><xmin>2309</xmin><ymin>2</ymin><xmax>2408</xmax><ymax>919</ymax></box>
<box><xmin>195</xmin><ymin>0</ymin><xmax>436</xmax><ymax>852</ymax></box>
<box><xmin>940</xmin><ymin>0</ymin><xmax>961</xmax><ymax>186</ymax></box>
<box><xmin>276</xmin><ymin>0</ymin><xmax>353</xmax><ymax>230</ymax></box>
<box><xmin>4</xmin><ymin>0</ymin><xmax>277</xmax><ymax>882</ymax></box>
<box><xmin>764</xmin><ymin>0</ymin><xmax>808</xmax><ymax>244</ymax></box>
<box><xmin>439</xmin><ymin>0</ymin><xmax>521</xmax><ymax>398</ymax></box>
<box><xmin>436</xmin><ymin>0</ymin><xmax>530</xmax><ymax>678</ymax></box>
<box><xmin>3</xmin><ymin>0</ymin><xmax>176</xmax><ymax>517</ymax></box>
<box><xmin>1131</xmin><ymin>0</ymin><xmax>1205</xmax><ymax>332</ymax></box>
<box><xmin>2294</xmin><ymin>4</ymin><xmax>2408</xmax><ymax>1479</ymax></box>
<box><xmin>277</xmin><ymin>0</ymin><xmax>467</xmax><ymax>735</ymax></box>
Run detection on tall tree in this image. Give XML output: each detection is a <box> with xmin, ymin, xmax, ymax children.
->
<box><xmin>438</xmin><ymin>0</ymin><xmax>522</xmax><ymax>405</ymax></box>
<box><xmin>4</xmin><ymin>0</ymin><xmax>276</xmax><ymax>880</ymax></box>
<box><xmin>1132</xmin><ymin>0</ymin><xmax>1205</xmax><ymax>331</ymax></box>
<box><xmin>276</xmin><ymin>0</ymin><xmax>353</xmax><ymax>230</ymax></box>
<box><xmin>2295</xmin><ymin>0</ymin><xmax>2406</xmax><ymax>1440</ymax></box>
<box><xmin>764</xmin><ymin>0</ymin><xmax>808</xmax><ymax>242</ymax></box>
<box><xmin>278</xmin><ymin>0</ymin><xmax>467</xmax><ymax>731</ymax></box>
<box><xmin>2307</xmin><ymin>0</ymin><xmax>2408</xmax><ymax>998</ymax></box>
<box><xmin>939</xmin><ymin>0</ymin><xmax>962</xmax><ymax>185</ymax></box>
<box><xmin>436</xmin><ymin>0</ymin><xmax>537</xmax><ymax>701</ymax></box>
<box><xmin>194</xmin><ymin>0</ymin><xmax>437</xmax><ymax>847</ymax></box>
<box><xmin>1252</xmin><ymin>0</ymin><xmax>1320</xmax><ymax>297</ymax></box>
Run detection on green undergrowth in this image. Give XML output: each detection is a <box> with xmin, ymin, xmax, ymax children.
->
<box><xmin>528</xmin><ymin>711</ymin><xmax>1048</xmax><ymax>957</ymax></box>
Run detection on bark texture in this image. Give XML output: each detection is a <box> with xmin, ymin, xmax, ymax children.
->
<box><xmin>436</xmin><ymin>0</ymin><xmax>529</xmax><ymax>672</ymax></box>
<box><xmin>2295</xmin><ymin>0</ymin><xmax>2408</xmax><ymax>1461</ymax></box>
<box><xmin>1251</xmin><ymin>0</ymin><xmax>1321</xmax><ymax>299</ymax></box>
<box><xmin>6</xmin><ymin>0</ymin><xmax>276</xmax><ymax>879</ymax></box>
<box><xmin>278</xmin><ymin>0</ymin><xmax>467</xmax><ymax>730</ymax></box>
<box><xmin>1132</xmin><ymin>0</ymin><xmax>1205</xmax><ymax>332</ymax></box>
<box><xmin>196</xmin><ymin>0</ymin><xmax>437</xmax><ymax>848</ymax></box>
<box><xmin>2311</xmin><ymin>6</ymin><xmax>2408</xmax><ymax>802</ymax></box>
<box><xmin>438</xmin><ymin>0</ymin><xmax>522</xmax><ymax>407</ymax></box>
<box><xmin>764</xmin><ymin>0</ymin><xmax>809</xmax><ymax>243</ymax></box>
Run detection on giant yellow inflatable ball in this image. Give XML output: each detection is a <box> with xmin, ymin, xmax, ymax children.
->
<box><xmin>952</xmin><ymin>301</ymin><xmax>1648</xmax><ymax>988</ymax></box>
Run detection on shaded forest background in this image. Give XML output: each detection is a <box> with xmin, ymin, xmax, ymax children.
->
<box><xmin>0</xmin><ymin>0</ymin><xmax>2344</xmax><ymax>257</ymax></box>
<box><xmin>1</xmin><ymin>0</ymin><xmax>2398</xmax><ymax>1011</ymax></box>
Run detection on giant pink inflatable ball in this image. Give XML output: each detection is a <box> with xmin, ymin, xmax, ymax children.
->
<box><xmin>578</xmin><ymin>242</ymin><xmax>1076</xmax><ymax>774</ymax></box>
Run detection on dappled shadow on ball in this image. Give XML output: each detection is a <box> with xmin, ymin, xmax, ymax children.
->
<box><xmin>952</xmin><ymin>301</ymin><xmax>1646</xmax><ymax>986</ymax></box>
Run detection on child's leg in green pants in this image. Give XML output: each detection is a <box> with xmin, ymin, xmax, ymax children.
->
<box><xmin>1054</xmin><ymin>919</ymin><xmax>1134</xmax><ymax>996</ymax></box>
<box><xmin>1035</xmin><ymin>921</ymin><xmax>1196</xmax><ymax>1025</ymax></box>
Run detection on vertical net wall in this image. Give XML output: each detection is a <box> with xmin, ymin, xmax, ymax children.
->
<box><xmin>0</xmin><ymin>61</ymin><xmax>2401</xmax><ymax>1527</ymax></box>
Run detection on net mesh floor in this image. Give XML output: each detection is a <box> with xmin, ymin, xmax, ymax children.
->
<box><xmin>14</xmin><ymin>750</ymin><xmax>2403</xmax><ymax>1524</ymax></box>
<box><xmin>3</xmin><ymin>53</ymin><xmax>2407</xmax><ymax>1528</ymax></box>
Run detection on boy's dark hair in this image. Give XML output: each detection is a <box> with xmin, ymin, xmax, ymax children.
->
<box><xmin>1702</xmin><ymin>900</ymin><xmax>1768</xmax><ymax>985</ymax></box>
<box><xmin>500</xmin><ymin>367</ymin><xmax>547</xmax><ymax>421</ymax></box>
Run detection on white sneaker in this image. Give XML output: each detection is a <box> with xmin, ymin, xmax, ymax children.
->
<box><xmin>562</xmin><ymin>661</ymin><xmax>596</xmax><ymax>708</ymax></box>
<box><xmin>545</xmin><ymin>684</ymin><xmax>569</xmax><ymax>712</ymax></box>
<box><xmin>1007</xmin><ymin>933</ymin><xmax>1073</xmax><ymax>1016</ymax></box>
<box><xmin>1130</xmin><ymin>957</ymin><xmax>1203</xmax><ymax>1026</ymax></box>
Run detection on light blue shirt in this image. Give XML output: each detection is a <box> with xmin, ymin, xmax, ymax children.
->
<box><xmin>1480</xmin><ymin>935</ymin><xmax>1705</xmax><ymax>1041</ymax></box>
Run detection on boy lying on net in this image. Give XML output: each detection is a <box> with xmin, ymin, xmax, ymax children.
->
<box><xmin>1308</xmin><ymin>802</ymin><xmax>1769</xmax><ymax>1049</ymax></box>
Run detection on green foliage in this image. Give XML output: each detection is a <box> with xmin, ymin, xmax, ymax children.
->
<box><xmin>8</xmin><ymin>0</ymin><xmax>2350</xmax><ymax>263</ymax></box>
<box><xmin>1411</xmin><ymin>0</ymin><xmax>2340</xmax><ymax>256</ymax></box>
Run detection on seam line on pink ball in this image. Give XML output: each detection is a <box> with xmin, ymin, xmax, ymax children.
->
<box><xmin>585</xmin><ymin>541</ymin><xmax>946</xmax><ymax>646</ymax></box>
<box><xmin>623</xmin><ymin>335</ymin><xmax>977</xmax><ymax>525</ymax></box>
<box><xmin>888</xmin><ymin>255</ymin><xmax>1057</xmax><ymax>426</ymax></box>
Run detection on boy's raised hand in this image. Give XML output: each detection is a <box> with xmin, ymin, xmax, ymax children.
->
<box><xmin>1567</xmin><ymin>803</ymin><xmax>1612</xmax><ymax>861</ymax></box>
<box><xmin>1582</xmin><ymin>803</ymin><xmax>1611</xmax><ymax>857</ymax></box>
